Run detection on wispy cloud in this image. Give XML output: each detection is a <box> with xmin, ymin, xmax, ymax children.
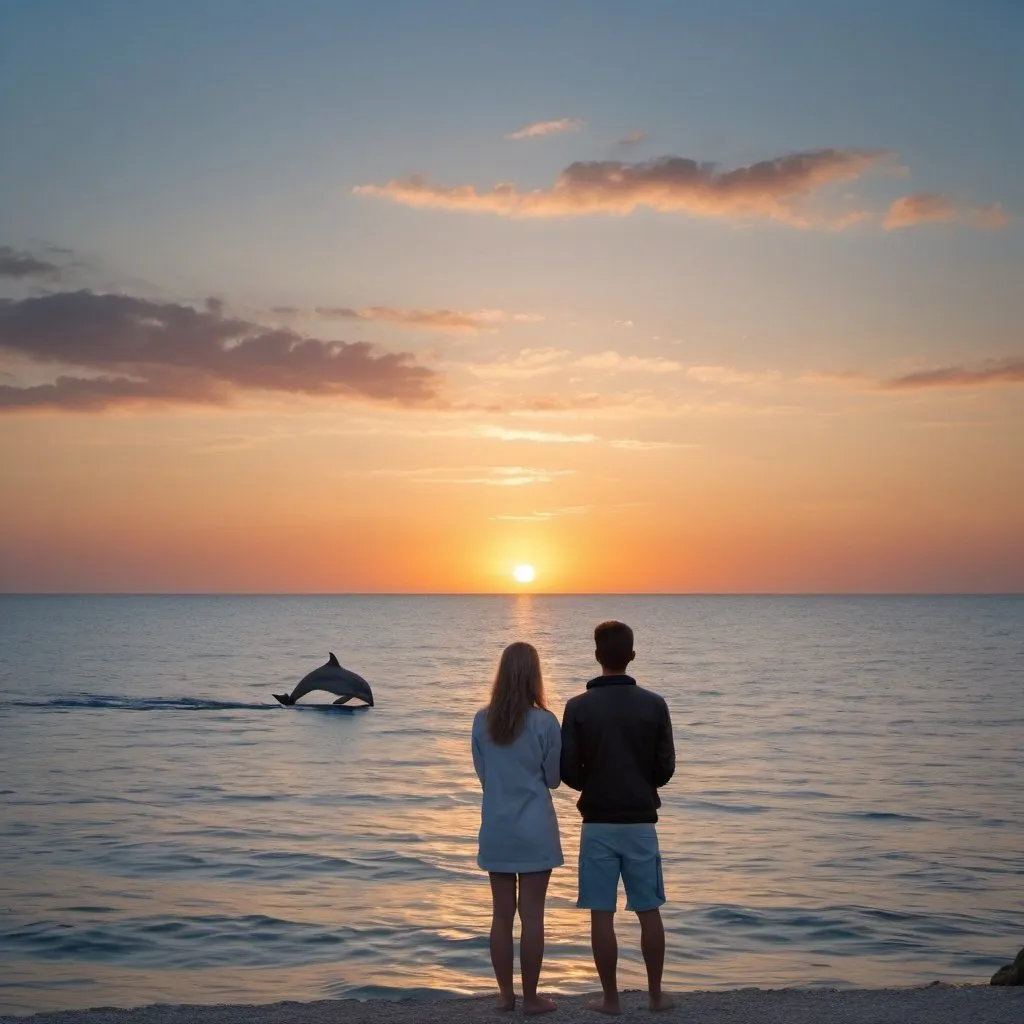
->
<box><xmin>493</xmin><ymin>500</ymin><xmax>652</xmax><ymax>522</ymax></box>
<box><xmin>272</xmin><ymin>305</ymin><xmax>543</xmax><ymax>332</ymax></box>
<box><xmin>798</xmin><ymin>361</ymin><xmax>1024</xmax><ymax>391</ymax></box>
<box><xmin>217</xmin><ymin>417</ymin><xmax>683</xmax><ymax>450</ymax></box>
<box><xmin>476</xmin><ymin>425</ymin><xmax>599</xmax><ymax>443</ymax></box>
<box><xmin>502</xmin><ymin>391</ymin><xmax>661</xmax><ymax>416</ymax></box>
<box><xmin>506</xmin><ymin>117</ymin><xmax>582</xmax><ymax>140</ymax></box>
<box><xmin>366</xmin><ymin>465</ymin><xmax>574</xmax><ymax>486</ymax></box>
<box><xmin>617</xmin><ymin>130</ymin><xmax>646</xmax><ymax>149</ymax></box>
<box><xmin>576</xmin><ymin>351</ymin><xmax>683</xmax><ymax>373</ymax></box>
<box><xmin>0</xmin><ymin>246</ymin><xmax>61</xmax><ymax>279</ymax></box>
<box><xmin>469</xmin><ymin>347</ymin><xmax>568</xmax><ymax>379</ymax></box>
<box><xmin>494</xmin><ymin>505</ymin><xmax>591</xmax><ymax>522</ymax></box>
<box><xmin>610</xmin><ymin>438</ymin><xmax>699</xmax><ymax>450</ymax></box>
<box><xmin>883</xmin><ymin>358</ymin><xmax>1024</xmax><ymax>389</ymax></box>
<box><xmin>884</xmin><ymin>192</ymin><xmax>1010</xmax><ymax>230</ymax></box>
<box><xmin>355</xmin><ymin>148</ymin><xmax>894</xmax><ymax>227</ymax></box>
<box><xmin>0</xmin><ymin>290</ymin><xmax>441</xmax><ymax>412</ymax></box>
<box><xmin>687</xmin><ymin>365</ymin><xmax>782</xmax><ymax>385</ymax></box>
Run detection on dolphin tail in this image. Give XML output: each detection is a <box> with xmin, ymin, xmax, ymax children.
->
<box><xmin>272</xmin><ymin>693</ymin><xmax>296</xmax><ymax>706</ymax></box>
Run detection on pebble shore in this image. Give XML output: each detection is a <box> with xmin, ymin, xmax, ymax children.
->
<box><xmin>4</xmin><ymin>986</ymin><xmax>1023</xmax><ymax>1024</ymax></box>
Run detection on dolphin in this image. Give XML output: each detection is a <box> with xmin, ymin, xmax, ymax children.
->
<box><xmin>273</xmin><ymin>653</ymin><xmax>374</xmax><ymax>707</ymax></box>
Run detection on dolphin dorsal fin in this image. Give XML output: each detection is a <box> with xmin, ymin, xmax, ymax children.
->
<box><xmin>328</xmin><ymin>652</ymin><xmax>340</xmax><ymax>667</ymax></box>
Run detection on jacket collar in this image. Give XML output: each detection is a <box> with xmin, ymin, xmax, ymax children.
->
<box><xmin>586</xmin><ymin>674</ymin><xmax>637</xmax><ymax>689</ymax></box>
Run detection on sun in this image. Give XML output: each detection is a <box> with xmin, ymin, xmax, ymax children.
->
<box><xmin>513</xmin><ymin>564</ymin><xmax>536</xmax><ymax>584</ymax></box>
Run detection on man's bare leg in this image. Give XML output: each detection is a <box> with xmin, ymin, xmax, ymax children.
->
<box><xmin>587</xmin><ymin>910</ymin><xmax>620</xmax><ymax>1014</ymax></box>
<box><xmin>488</xmin><ymin>873</ymin><xmax>517</xmax><ymax>1010</ymax></box>
<box><xmin>636</xmin><ymin>909</ymin><xmax>674</xmax><ymax>1011</ymax></box>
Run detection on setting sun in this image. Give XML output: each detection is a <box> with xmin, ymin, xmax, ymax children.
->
<box><xmin>512</xmin><ymin>564</ymin><xmax>536</xmax><ymax>584</ymax></box>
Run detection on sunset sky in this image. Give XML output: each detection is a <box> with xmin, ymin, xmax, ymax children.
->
<box><xmin>1</xmin><ymin>0</ymin><xmax>1022</xmax><ymax>593</ymax></box>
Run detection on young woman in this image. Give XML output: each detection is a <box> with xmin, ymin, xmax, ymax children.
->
<box><xmin>472</xmin><ymin>641</ymin><xmax>563</xmax><ymax>1015</ymax></box>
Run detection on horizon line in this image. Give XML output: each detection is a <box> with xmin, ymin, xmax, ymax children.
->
<box><xmin>2</xmin><ymin>591</ymin><xmax>1021</xmax><ymax>598</ymax></box>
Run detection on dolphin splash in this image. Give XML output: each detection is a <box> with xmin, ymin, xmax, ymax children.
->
<box><xmin>273</xmin><ymin>653</ymin><xmax>374</xmax><ymax>707</ymax></box>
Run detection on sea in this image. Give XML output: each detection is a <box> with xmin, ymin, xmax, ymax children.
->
<box><xmin>0</xmin><ymin>595</ymin><xmax>1021</xmax><ymax>1015</ymax></box>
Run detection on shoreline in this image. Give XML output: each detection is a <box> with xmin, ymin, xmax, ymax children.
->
<box><xmin>3</xmin><ymin>986</ymin><xmax>1022</xmax><ymax>1024</ymax></box>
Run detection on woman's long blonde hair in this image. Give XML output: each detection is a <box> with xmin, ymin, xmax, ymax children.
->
<box><xmin>486</xmin><ymin>641</ymin><xmax>546</xmax><ymax>745</ymax></box>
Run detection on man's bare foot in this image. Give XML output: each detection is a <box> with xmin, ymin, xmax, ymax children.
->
<box><xmin>496</xmin><ymin>993</ymin><xmax>516</xmax><ymax>1012</ymax></box>
<box><xmin>649</xmin><ymin>992</ymin><xmax>675</xmax><ymax>1012</ymax></box>
<box><xmin>523</xmin><ymin>995</ymin><xmax>557</xmax><ymax>1015</ymax></box>
<box><xmin>586</xmin><ymin>997</ymin><xmax>621</xmax><ymax>1015</ymax></box>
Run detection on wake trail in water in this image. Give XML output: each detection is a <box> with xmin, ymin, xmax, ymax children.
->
<box><xmin>2</xmin><ymin>696</ymin><xmax>367</xmax><ymax>713</ymax></box>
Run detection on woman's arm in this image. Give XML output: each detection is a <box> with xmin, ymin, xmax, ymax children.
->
<box><xmin>471</xmin><ymin>719</ymin><xmax>485</xmax><ymax>788</ymax></box>
<box><xmin>542</xmin><ymin>711</ymin><xmax>561</xmax><ymax>789</ymax></box>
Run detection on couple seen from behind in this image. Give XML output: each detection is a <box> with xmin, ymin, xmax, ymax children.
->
<box><xmin>471</xmin><ymin>620</ymin><xmax>676</xmax><ymax>1015</ymax></box>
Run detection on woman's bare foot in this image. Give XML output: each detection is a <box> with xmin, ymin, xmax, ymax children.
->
<box><xmin>586</xmin><ymin>996</ymin><xmax>621</xmax><ymax>1015</ymax></box>
<box><xmin>496</xmin><ymin>992</ymin><xmax>516</xmax><ymax>1012</ymax></box>
<box><xmin>523</xmin><ymin>995</ymin><xmax>557</xmax><ymax>1015</ymax></box>
<box><xmin>649</xmin><ymin>992</ymin><xmax>675</xmax><ymax>1012</ymax></box>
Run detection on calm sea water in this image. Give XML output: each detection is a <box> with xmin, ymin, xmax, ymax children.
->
<box><xmin>0</xmin><ymin>595</ymin><xmax>1021</xmax><ymax>1015</ymax></box>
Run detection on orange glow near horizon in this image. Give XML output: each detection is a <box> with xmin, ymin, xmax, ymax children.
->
<box><xmin>0</xmin><ymin>389</ymin><xmax>1020</xmax><ymax>593</ymax></box>
<box><xmin>1</xmin><ymin>403</ymin><xmax>1021</xmax><ymax>595</ymax></box>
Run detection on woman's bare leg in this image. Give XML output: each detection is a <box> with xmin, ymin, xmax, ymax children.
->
<box><xmin>517</xmin><ymin>870</ymin><xmax>556</xmax><ymax>1014</ymax></box>
<box><xmin>489</xmin><ymin>873</ymin><xmax>518</xmax><ymax>1010</ymax></box>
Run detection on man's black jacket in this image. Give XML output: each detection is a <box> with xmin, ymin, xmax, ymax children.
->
<box><xmin>560</xmin><ymin>674</ymin><xmax>675</xmax><ymax>823</ymax></box>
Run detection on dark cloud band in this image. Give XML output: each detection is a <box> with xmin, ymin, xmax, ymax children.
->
<box><xmin>0</xmin><ymin>290</ymin><xmax>441</xmax><ymax>412</ymax></box>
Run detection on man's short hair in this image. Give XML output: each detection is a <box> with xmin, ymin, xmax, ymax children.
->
<box><xmin>594</xmin><ymin>620</ymin><xmax>634</xmax><ymax>672</ymax></box>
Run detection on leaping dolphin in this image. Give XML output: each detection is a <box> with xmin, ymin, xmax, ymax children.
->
<box><xmin>273</xmin><ymin>653</ymin><xmax>374</xmax><ymax>707</ymax></box>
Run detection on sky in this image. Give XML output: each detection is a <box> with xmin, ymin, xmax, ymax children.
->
<box><xmin>1</xmin><ymin>0</ymin><xmax>1022</xmax><ymax>593</ymax></box>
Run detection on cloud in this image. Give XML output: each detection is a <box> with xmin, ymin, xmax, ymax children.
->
<box><xmin>0</xmin><ymin>246</ymin><xmax>61</xmax><ymax>279</ymax></box>
<box><xmin>272</xmin><ymin>305</ymin><xmax>543</xmax><ymax>332</ymax></box>
<box><xmin>617</xmin><ymin>130</ymin><xmax>646</xmax><ymax>148</ymax></box>
<box><xmin>493</xmin><ymin>500</ymin><xmax>652</xmax><ymax>521</ymax></box>
<box><xmin>367</xmin><ymin>465</ymin><xmax>573</xmax><ymax>486</ymax></box>
<box><xmin>493</xmin><ymin>390</ymin><xmax>808</xmax><ymax>421</ymax></box>
<box><xmin>476</xmin><ymin>425</ymin><xmax>599</xmax><ymax>444</ymax></box>
<box><xmin>610</xmin><ymin>438</ymin><xmax>699</xmax><ymax>450</ymax></box>
<box><xmin>354</xmin><ymin>148</ymin><xmax>894</xmax><ymax>226</ymax></box>
<box><xmin>503</xmin><ymin>391</ymin><xmax>656</xmax><ymax>416</ymax></box>
<box><xmin>469</xmin><ymin>347</ymin><xmax>568</xmax><ymax>379</ymax></box>
<box><xmin>576</xmin><ymin>351</ymin><xmax>683</xmax><ymax>373</ymax></box>
<box><xmin>883</xmin><ymin>358</ymin><xmax>1024</xmax><ymax>390</ymax></box>
<box><xmin>327</xmin><ymin>415</ymin><xmax>696</xmax><ymax>450</ymax></box>
<box><xmin>0</xmin><ymin>290</ymin><xmax>441</xmax><ymax>412</ymax></box>
<box><xmin>686</xmin><ymin>365</ymin><xmax>782</xmax><ymax>385</ymax></box>
<box><xmin>796</xmin><ymin>370</ymin><xmax>874</xmax><ymax>388</ymax></box>
<box><xmin>494</xmin><ymin>506</ymin><xmax>592</xmax><ymax>522</ymax></box>
<box><xmin>884</xmin><ymin>193</ymin><xmax>1010</xmax><ymax>230</ymax></box>
<box><xmin>506</xmin><ymin>117</ymin><xmax>582</xmax><ymax>140</ymax></box>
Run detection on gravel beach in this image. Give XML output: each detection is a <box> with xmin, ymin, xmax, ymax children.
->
<box><xmin>3</xmin><ymin>987</ymin><xmax>1022</xmax><ymax>1024</ymax></box>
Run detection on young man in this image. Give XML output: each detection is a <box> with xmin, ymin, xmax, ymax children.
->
<box><xmin>560</xmin><ymin>620</ymin><xmax>676</xmax><ymax>1015</ymax></box>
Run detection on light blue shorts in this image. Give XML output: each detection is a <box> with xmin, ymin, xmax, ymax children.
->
<box><xmin>577</xmin><ymin>823</ymin><xmax>665</xmax><ymax>913</ymax></box>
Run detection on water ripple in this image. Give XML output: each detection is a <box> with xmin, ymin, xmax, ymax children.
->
<box><xmin>1</xmin><ymin>594</ymin><xmax>1021</xmax><ymax>1014</ymax></box>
